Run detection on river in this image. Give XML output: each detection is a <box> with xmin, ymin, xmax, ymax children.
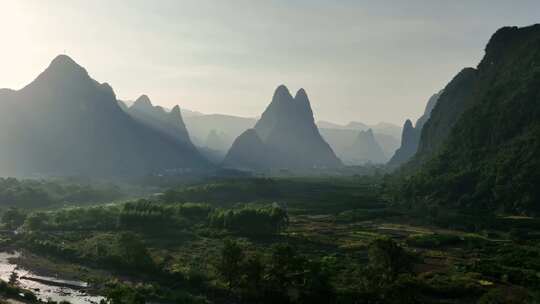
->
<box><xmin>0</xmin><ymin>251</ymin><xmax>104</xmax><ymax>303</ymax></box>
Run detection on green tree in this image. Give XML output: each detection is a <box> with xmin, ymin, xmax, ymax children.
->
<box><xmin>103</xmin><ymin>283</ymin><xmax>145</xmax><ymax>304</ymax></box>
<box><xmin>116</xmin><ymin>232</ymin><xmax>155</xmax><ymax>271</ymax></box>
<box><xmin>217</xmin><ymin>239</ymin><xmax>245</xmax><ymax>289</ymax></box>
<box><xmin>1</xmin><ymin>208</ymin><xmax>26</xmax><ymax>230</ymax></box>
<box><xmin>266</xmin><ymin>244</ymin><xmax>304</xmax><ymax>301</ymax></box>
<box><xmin>361</xmin><ymin>237</ymin><xmax>415</xmax><ymax>300</ymax></box>
<box><xmin>23</xmin><ymin>212</ymin><xmax>49</xmax><ymax>231</ymax></box>
<box><xmin>367</xmin><ymin>237</ymin><xmax>412</xmax><ymax>280</ymax></box>
<box><xmin>241</xmin><ymin>253</ymin><xmax>264</xmax><ymax>295</ymax></box>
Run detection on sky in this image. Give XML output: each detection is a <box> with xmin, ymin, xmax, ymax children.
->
<box><xmin>0</xmin><ymin>1</ymin><xmax>539</xmax><ymax>125</ymax></box>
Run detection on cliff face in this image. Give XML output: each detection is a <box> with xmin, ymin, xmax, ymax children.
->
<box><xmin>404</xmin><ymin>24</ymin><xmax>540</xmax><ymax>214</ymax></box>
<box><xmin>415</xmin><ymin>71</ymin><xmax>478</xmax><ymax>160</ymax></box>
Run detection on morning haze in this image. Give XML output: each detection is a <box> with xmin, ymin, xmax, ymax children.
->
<box><xmin>1</xmin><ymin>0</ymin><xmax>539</xmax><ymax>124</ymax></box>
<box><xmin>2</xmin><ymin>1</ymin><xmax>540</xmax><ymax>303</ymax></box>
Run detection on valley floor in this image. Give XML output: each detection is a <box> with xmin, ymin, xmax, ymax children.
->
<box><xmin>0</xmin><ymin>177</ymin><xmax>539</xmax><ymax>303</ymax></box>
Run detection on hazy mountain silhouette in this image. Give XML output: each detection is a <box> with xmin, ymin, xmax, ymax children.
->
<box><xmin>223</xmin><ymin>129</ymin><xmax>277</xmax><ymax>170</ymax></box>
<box><xmin>388</xmin><ymin>91</ymin><xmax>442</xmax><ymax>168</ymax></box>
<box><xmin>184</xmin><ymin>114</ymin><xmax>256</xmax><ymax>150</ymax></box>
<box><xmin>340</xmin><ymin>129</ymin><xmax>387</xmax><ymax>165</ymax></box>
<box><xmin>0</xmin><ymin>55</ymin><xmax>209</xmax><ymax>177</ymax></box>
<box><xmin>205</xmin><ymin>129</ymin><xmax>230</xmax><ymax>152</ymax></box>
<box><xmin>319</xmin><ymin>128</ymin><xmax>399</xmax><ymax>161</ymax></box>
<box><xmin>126</xmin><ymin>94</ymin><xmax>194</xmax><ymax>146</ymax></box>
<box><xmin>318</xmin><ymin>121</ymin><xmax>402</xmax><ymax>139</ymax></box>
<box><xmin>319</xmin><ymin>128</ymin><xmax>396</xmax><ymax>164</ymax></box>
<box><xmin>181</xmin><ymin>109</ymin><xmax>400</xmax><ymax>158</ymax></box>
<box><xmin>224</xmin><ymin>85</ymin><xmax>342</xmax><ymax>170</ymax></box>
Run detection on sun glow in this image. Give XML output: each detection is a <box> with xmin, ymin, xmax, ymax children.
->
<box><xmin>0</xmin><ymin>1</ymin><xmax>41</xmax><ymax>90</ymax></box>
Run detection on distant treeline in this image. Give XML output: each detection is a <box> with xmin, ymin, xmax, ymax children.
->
<box><xmin>6</xmin><ymin>199</ymin><xmax>288</xmax><ymax>237</ymax></box>
<box><xmin>0</xmin><ymin>177</ymin><xmax>124</xmax><ymax>208</ymax></box>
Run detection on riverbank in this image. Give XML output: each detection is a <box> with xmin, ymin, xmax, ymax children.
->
<box><xmin>0</xmin><ymin>251</ymin><xmax>105</xmax><ymax>304</ymax></box>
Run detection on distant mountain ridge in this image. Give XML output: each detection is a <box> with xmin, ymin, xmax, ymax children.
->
<box><xmin>224</xmin><ymin>85</ymin><xmax>342</xmax><ymax>170</ymax></box>
<box><xmin>0</xmin><ymin>55</ymin><xmax>209</xmax><ymax>177</ymax></box>
<box><xmin>183</xmin><ymin>114</ymin><xmax>256</xmax><ymax>150</ymax></box>
<box><xmin>179</xmin><ymin>108</ymin><xmax>400</xmax><ymax>163</ymax></box>
<box><xmin>317</xmin><ymin>120</ymin><xmax>402</xmax><ymax>139</ymax></box>
<box><xmin>340</xmin><ymin>129</ymin><xmax>387</xmax><ymax>164</ymax></box>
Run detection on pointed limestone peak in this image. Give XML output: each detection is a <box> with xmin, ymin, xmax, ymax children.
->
<box><xmin>403</xmin><ymin>119</ymin><xmax>414</xmax><ymax>130</ymax></box>
<box><xmin>294</xmin><ymin>88</ymin><xmax>308</xmax><ymax>100</ymax></box>
<box><xmin>133</xmin><ymin>94</ymin><xmax>153</xmax><ymax>108</ymax></box>
<box><xmin>49</xmin><ymin>54</ymin><xmax>83</xmax><ymax>70</ymax></box>
<box><xmin>293</xmin><ymin>87</ymin><xmax>314</xmax><ymax>120</ymax></box>
<box><xmin>98</xmin><ymin>82</ymin><xmax>116</xmax><ymax>100</ymax></box>
<box><xmin>170</xmin><ymin>105</ymin><xmax>181</xmax><ymax>116</ymax></box>
<box><xmin>40</xmin><ymin>54</ymin><xmax>90</xmax><ymax>82</ymax></box>
<box><xmin>271</xmin><ymin>84</ymin><xmax>293</xmax><ymax>104</ymax></box>
<box><xmin>169</xmin><ymin>105</ymin><xmax>185</xmax><ymax>123</ymax></box>
<box><xmin>401</xmin><ymin>119</ymin><xmax>415</xmax><ymax>143</ymax></box>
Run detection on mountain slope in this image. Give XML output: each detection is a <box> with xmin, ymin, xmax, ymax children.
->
<box><xmin>388</xmin><ymin>91</ymin><xmax>441</xmax><ymax>168</ymax></box>
<box><xmin>127</xmin><ymin>95</ymin><xmax>194</xmax><ymax>146</ymax></box>
<box><xmin>0</xmin><ymin>55</ymin><xmax>209</xmax><ymax>177</ymax></box>
<box><xmin>404</xmin><ymin>24</ymin><xmax>540</xmax><ymax>214</ymax></box>
<box><xmin>222</xmin><ymin>129</ymin><xmax>276</xmax><ymax>170</ymax></box>
<box><xmin>224</xmin><ymin>85</ymin><xmax>342</xmax><ymax>170</ymax></box>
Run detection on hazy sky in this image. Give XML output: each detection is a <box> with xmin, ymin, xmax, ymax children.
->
<box><xmin>0</xmin><ymin>1</ymin><xmax>539</xmax><ymax>125</ymax></box>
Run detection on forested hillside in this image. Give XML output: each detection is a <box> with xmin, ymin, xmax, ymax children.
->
<box><xmin>403</xmin><ymin>25</ymin><xmax>540</xmax><ymax>215</ymax></box>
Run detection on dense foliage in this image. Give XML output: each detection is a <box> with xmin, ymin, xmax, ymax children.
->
<box><xmin>401</xmin><ymin>25</ymin><xmax>540</xmax><ymax>215</ymax></box>
<box><xmin>209</xmin><ymin>206</ymin><xmax>288</xmax><ymax>235</ymax></box>
<box><xmin>216</xmin><ymin>240</ymin><xmax>334</xmax><ymax>304</ymax></box>
<box><xmin>1</xmin><ymin>176</ymin><xmax>539</xmax><ymax>303</ymax></box>
<box><xmin>161</xmin><ymin>177</ymin><xmax>385</xmax><ymax>214</ymax></box>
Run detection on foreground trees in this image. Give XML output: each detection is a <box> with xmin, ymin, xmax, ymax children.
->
<box><xmin>1</xmin><ymin>207</ymin><xmax>26</xmax><ymax>230</ymax></box>
<box><xmin>216</xmin><ymin>240</ymin><xmax>334</xmax><ymax>304</ymax></box>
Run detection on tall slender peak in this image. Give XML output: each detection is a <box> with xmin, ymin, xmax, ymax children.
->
<box><xmin>271</xmin><ymin>84</ymin><xmax>293</xmax><ymax>104</ymax></box>
<box><xmin>294</xmin><ymin>88</ymin><xmax>308</xmax><ymax>100</ymax></box>
<box><xmin>293</xmin><ymin>87</ymin><xmax>314</xmax><ymax>119</ymax></box>
<box><xmin>169</xmin><ymin>105</ymin><xmax>186</xmax><ymax>124</ymax></box>
<box><xmin>401</xmin><ymin>119</ymin><xmax>414</xmax><ymax>143</ymax></box>
<box><xmin>404</xmin><ymin>119</ymin><xmax>413</xmax><ymax>130</ymax></box>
